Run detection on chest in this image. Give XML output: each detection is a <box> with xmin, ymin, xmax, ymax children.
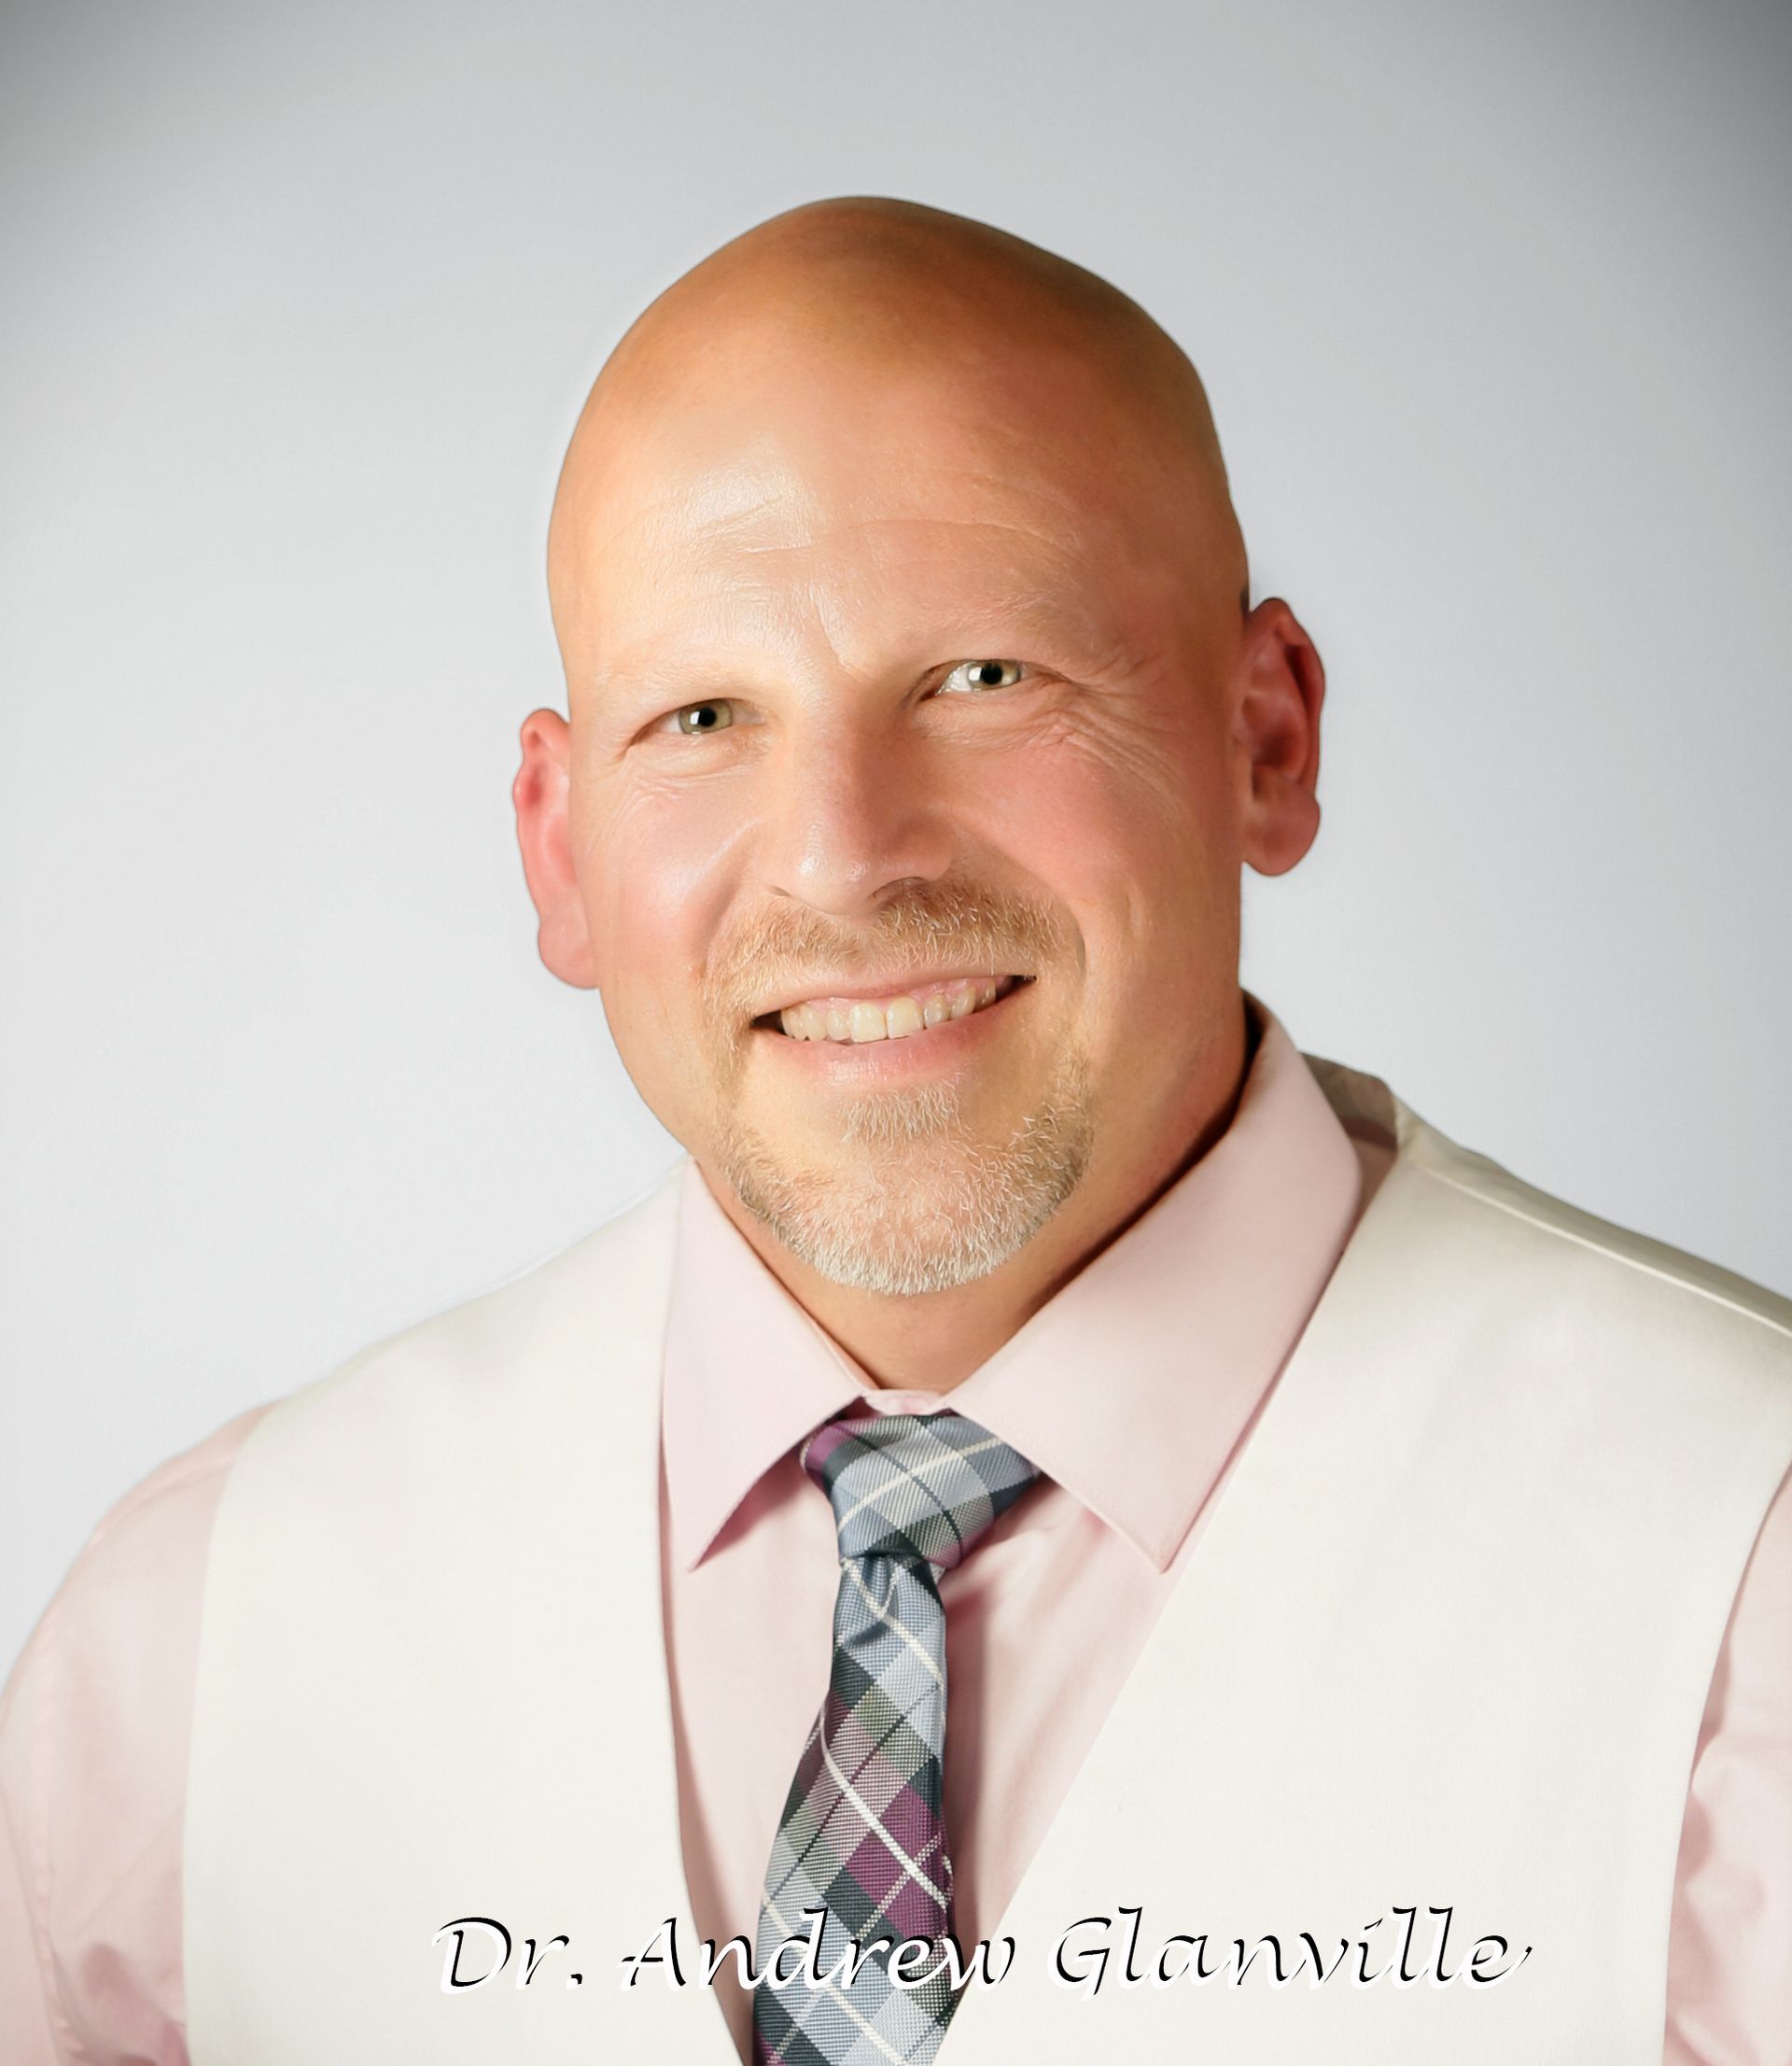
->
<box><xmin>183</xmin><ymin>1167</ymin><xmax>1792</xmax><ymax>2065</ymax></box>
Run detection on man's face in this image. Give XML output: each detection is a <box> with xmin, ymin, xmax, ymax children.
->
<box><xmin>541</xmin><ymin>344</ymin><xmax>1260</xmax><ymax>1295</ymax></box>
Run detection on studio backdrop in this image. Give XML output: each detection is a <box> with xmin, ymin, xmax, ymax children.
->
<box><xmin>2</xmin><ymin>0</ymin><xmax>1787</xmax><ymax>1672</ymax></box>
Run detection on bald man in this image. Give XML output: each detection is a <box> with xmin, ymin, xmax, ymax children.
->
<box><xmin>3</xmin><ymin>199</ymin><xmax>1788</xmax><ymax>2066</ymax></box>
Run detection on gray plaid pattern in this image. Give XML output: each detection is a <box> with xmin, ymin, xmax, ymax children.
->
<box><xmin>752</xmin><ymin>1411</ymin><xmax>1040</xmax><ymax>2066</ymax></box>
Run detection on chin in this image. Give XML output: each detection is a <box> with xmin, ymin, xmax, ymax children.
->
<box><xmin>711</xmin><ymin>1063</ymin><xmax>1097</xmax><ymax>1297</ymax></box>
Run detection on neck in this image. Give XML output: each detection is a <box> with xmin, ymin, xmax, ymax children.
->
<box><xmin>696</xmin><ymin>992</ymin><xmax>1255</xmax><ymax>1392</ymax></box>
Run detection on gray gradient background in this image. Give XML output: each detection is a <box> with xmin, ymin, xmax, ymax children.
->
<box><xmin>3</xmin><ymin>0</ymin><xmax>1788</xmax><ymax>1674</ymax></box>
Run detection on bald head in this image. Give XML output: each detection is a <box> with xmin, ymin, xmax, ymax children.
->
<box><xmin>515</xmin><ymin>196</ymin><xmax>1325</xmax><ymax>1320</ymax></box>
<box><xmin>547</xmin><ymin>197</ymin><xmax>1246</xmax><ymax>674</ymax></box>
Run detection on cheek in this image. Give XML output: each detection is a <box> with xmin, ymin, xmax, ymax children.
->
<box><xmin>978</xmin><ymin>711</ymin><xmax>1240</xmax><ymax>925</ymax></box>
<box><xmin>970</xmin><ymin>712</ymin><xmax>1243</xmax><ymax>1059</ymax></box>
<box><xmin>576</xmin><ymin>785</ymin><xmax>738</xmax><ymax>1045</ymax></box>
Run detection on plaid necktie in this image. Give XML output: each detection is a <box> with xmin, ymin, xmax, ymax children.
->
<box><xmin>751</xmin><ymin>1410</ymin><xmax>1040</xmax><ymax>2066</ymax></box>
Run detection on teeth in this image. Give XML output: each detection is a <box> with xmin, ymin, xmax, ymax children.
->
<box><xmin>775</xmin><ymin>975</ymin><xmax>1021</xmax><ymax>1045</ymax></box>
<box><xmin>886</xmin><ymin>996</ymin><xmax>923</xmax><ymax>1039</ymax></box>
<box><xmin>777</xmin><ymin>1005</ymin><xmax>824</xmax><ymax>1040</ymax></box>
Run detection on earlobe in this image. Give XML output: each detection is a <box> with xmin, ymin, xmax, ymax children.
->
<box><xmin>1235</xmin><ymin>599</ymin><xmax>1325</xmax><ymax>878</ymax></box>
<box><xmin>511</xmin><ymin>708</ymin><xmax>600</xmax><ymax>990</ymax></box>
<box><xmin>1245</xmin><ymin>773</ymin><xmax>1322</xmax><ymax>878</ymax></box>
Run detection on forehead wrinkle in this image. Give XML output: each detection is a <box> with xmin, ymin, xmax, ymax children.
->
<box><xmin>735</xmin><ymin>502</ymin><xmax>1092</xmax><ymax>553</ymax></box>
<box><xmin>593</xmin><ymin>493</ymin><xmax>1105</xmax><ymax>613</ymax></box>
<box><xmin>596</xmin><ymin>446</ymin><xmax>1090</xmax><ymax>550</ymax></box>
<box><xmin>583</xmin><ymin>474</ymin><xmax>818</xmax><ymax>567</ymax></box>
<box><xmin>698</xmin><ymin>512</ymin><xmax>1106</xmax><ymax>626</ymax></box>
<box><xmin>807</xmin><ymin>552</ymin><xmax>1115</xmax><ymax>674</ymax></box>
<box><xmin>584</xmin><ymin>499</ymin><xmax>1142</xmax><ymax>707</ymax></box>
<box><xmin>727</xmin><ymin>525</ymin><xmax>1098</xmax><ymax>637</ymax></box>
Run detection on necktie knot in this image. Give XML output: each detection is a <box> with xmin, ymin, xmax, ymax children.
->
<box><xmin>801</xmin><ymin>1410</ymin><xmax>1039</xmax><ymax>1570</ymax></box>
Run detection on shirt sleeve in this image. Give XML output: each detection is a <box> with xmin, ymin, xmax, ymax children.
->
<box><xmin>1664</xmin><ymin>1458</ymin><xmax>1792</xmax><ymax>2066</ymax></box>
<box><xmin>0</xmin><ymin>1406</ymin><xmax>269</xmax><ymax>2066</ymax></box>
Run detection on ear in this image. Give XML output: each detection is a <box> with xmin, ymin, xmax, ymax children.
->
<box><xmin>1232</xmin><ymin>597</ymin><xmax>1325</xmax><ymax>878</ymax></box>
<box><xmin>511</xmin><ymin>708</ymin><xmax>599</xmax><ymax>989</ymax></box>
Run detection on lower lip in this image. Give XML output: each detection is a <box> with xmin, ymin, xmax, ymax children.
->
<box><xmin>749</xmin><ymin>980</ymin><xmax>1034</xmax><ymax>1083</ymax></box>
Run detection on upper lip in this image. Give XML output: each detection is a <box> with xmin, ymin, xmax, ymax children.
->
<box><xmin>749</xmin><ymin>969</ymin><xmax>1030</xmax><ymax>1019</ymax></box>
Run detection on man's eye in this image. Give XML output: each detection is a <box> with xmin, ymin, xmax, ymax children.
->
<box><xmin>658</xmin><ymin>699</ymin><xmax>736</xmax><ymax>736</ymax></box>
<box><xmin>938</xmin><ymin>659</ymin><xmax>1027</xmax><ymax>695</ymax></box>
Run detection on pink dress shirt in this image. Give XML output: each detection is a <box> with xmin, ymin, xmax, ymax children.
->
<box><xmin>2</xmin><ymin>1010</ymin><xmax>1788</xmax><ymax>2064</ymax></box>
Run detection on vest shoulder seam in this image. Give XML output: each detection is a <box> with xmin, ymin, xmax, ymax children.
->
<box><xmin>1409</xmin><ymin>1154</ymin><xmax>1792</xmax><ymax>1351</ymax></box>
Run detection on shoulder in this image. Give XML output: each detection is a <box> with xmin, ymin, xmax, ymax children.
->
<box><xmin>0</xmin><ymin>1163</ymin><xmax>688</xmax><ymax>1891</ymax></box>
<box><xmin>0</xmin><ymin>1163</ymin><xmax>684</xmax><ymax>1746</ymax></box>
<box><xmin>1309</xmin><ymin>1051</ymin><xmax>1792</xmax><ymax>1381</ymax></box>
<box><xmin>1414</xmin><ymin>1116</ymin><xmax>1792</xmax><ymax>1369</ymax></box>
<box><xmin>6</xmin><ymin>1402</ymin><xmax>269</xmax><ymax>1713</ymax></box>
<box><xmin>226</xmin><ymin>1159</ymin><xmax>689</xmax><ymax>1485</ymax></box>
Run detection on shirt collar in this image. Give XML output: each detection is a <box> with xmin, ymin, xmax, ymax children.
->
<box><xmin>662</xmin><ymin>997</ymin><xmax>1364</xmax><ymax>1573</ymax></box>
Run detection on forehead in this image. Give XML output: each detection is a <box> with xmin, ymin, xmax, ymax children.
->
<box><xmin>563</xmin><ymin>354</ymin><xmax>1173</xmax><ymax>680</ymax></box>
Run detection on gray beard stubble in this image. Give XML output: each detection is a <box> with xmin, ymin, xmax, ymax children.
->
<box><xmin>714</xmin><ymin>1041</ymin><xmax>1097</xmax><ymax>1296</ymax></box>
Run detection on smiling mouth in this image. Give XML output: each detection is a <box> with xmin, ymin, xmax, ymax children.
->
<box><xmin>753</xmin><ymin>974</ymin><xmax>1032</xmax><ymax>1045</ymax></box>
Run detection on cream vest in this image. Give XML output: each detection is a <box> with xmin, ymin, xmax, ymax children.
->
<box><xmin>184</xmin><ymin>1061</ymin><xmax>1792</xmax><ymax>2064</ymax></box>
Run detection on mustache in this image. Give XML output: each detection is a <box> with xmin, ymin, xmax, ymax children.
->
<box><xmin>706</xmin><ymin>878</ymin><xmax>1068</xmax><ymax>1024</ymax></box>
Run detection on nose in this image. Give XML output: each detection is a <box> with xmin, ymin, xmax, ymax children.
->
<box><xmin>762</xmin><ymin>716</ymin><xmax>955</xmax><ymax>921</ymax></box>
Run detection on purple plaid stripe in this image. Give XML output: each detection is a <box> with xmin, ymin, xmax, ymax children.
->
<box><xmin>752</xmin><ymin>1412</ymin><xmax>1039</xmax><ymax>2066</ymax></box>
